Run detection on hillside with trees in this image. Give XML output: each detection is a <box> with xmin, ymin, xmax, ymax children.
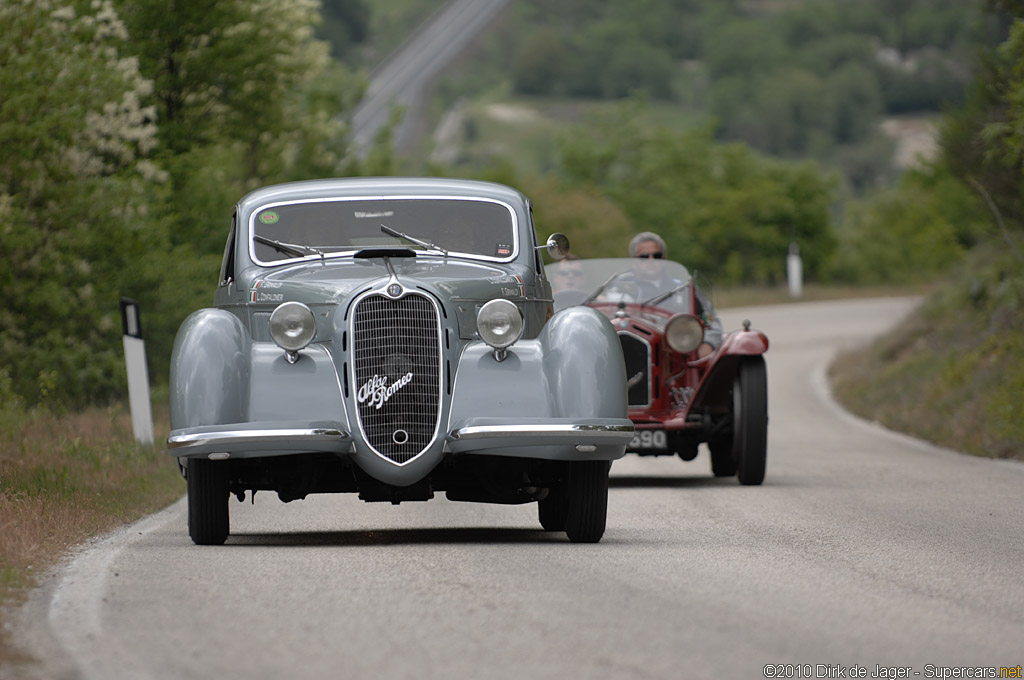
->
<box><xmin>416</xmin><ymin>0</ymin><xmax>994</xmax><ymax>191</ymax></box>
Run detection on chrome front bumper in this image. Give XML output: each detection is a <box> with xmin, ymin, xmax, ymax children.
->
<box><xmin>167</xmin><ymin>420</ymin><xmax>353</xmax><ymax>458</ymax></box>
<box><xmin>447</xmin><ymin>418</ymin><xmax>635</xmax><ymax>460</ymax></box>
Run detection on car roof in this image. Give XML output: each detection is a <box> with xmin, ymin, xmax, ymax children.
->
<box><xmin>237</xmin><ymin>177</ymin><xmax>529</xmax><ymax>215</ymax></box>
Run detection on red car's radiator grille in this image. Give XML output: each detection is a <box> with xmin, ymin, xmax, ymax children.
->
<box><xmin>352</xmin><ymin>294</ymin><xmax>441</xmax><ymax>464</ymax></box>
<box><xmin>619</xmin><ymin>333</ymin><xmax>651</xmax><ymax>407</ymax></box>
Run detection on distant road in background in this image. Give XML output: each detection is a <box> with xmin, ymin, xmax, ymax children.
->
<box><xmin>349</xmin><ymin>0</ymin><xmax>512</xmax><ymax>156</ymax></box>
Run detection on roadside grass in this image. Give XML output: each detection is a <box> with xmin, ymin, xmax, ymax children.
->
<box><xmin>829</xmin><ymin>243</ymin><xmax>1024</xmax><ymax>461</ymax></box>
<box><xmin>0</xmin><ymin>397</ymin><xmax>182</xmax><ymax>666</ymax></box>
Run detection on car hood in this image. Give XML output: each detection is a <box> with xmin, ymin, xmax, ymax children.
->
<box><xmin>241</xmin><ymin>257</ymin><xmax>533</xmax><ymax>305</ymax></box>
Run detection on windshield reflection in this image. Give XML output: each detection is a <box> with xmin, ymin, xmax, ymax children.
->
<box><xmin>546</xmin><ymin>258</ymin><xmax>694</xmax><ymax>313</ymax></box>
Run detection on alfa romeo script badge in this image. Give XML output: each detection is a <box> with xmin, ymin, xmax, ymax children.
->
<box><xmin>358</xmin><ymin>373</ymin><xmax>413</xmax><ymax>410</ymax></box>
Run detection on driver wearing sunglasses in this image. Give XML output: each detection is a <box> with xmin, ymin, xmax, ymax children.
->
<box><xmin>627</xmin><ymin>232</ymin><xmax>722</xmax><ymax>358</ymax></box>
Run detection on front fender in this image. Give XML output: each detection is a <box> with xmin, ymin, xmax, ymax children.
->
<box><xmin>170</xmin><ymin>309</ymin><xmax>251</xmax><ymax>430</ymax></box>
<box><xmin>719</xmin><ymin>327</ymin><xmax>769</xmax><ymax>356</ymax></box>
<box><xmin>448</xmin><ymin>305</ymin><xmax>628</xmax><ymax>422</ymax></box>
<box><xmin>446</xmin><ymin>306</ymin><xmax>631</xmax><ymax>459</ymax></box>
<box><xmin>690</xmin><ymin>327</ymin><xmax>769</xmax><ymax>413</ymax></box>
<box><xmin>169</xmin><ymin>308</ymin><xmax>348</xmax><ymax>433</ymax></box>
<box><xmin>541</xmin><ymin>305</ymin><xmax>628</xmax><ymax>419</ymax></box>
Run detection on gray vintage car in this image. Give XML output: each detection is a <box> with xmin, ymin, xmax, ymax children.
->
<box><xmin>167</xmin><ymin>177</ymin><xmax>633</xmax><ymax>545</ymax></box>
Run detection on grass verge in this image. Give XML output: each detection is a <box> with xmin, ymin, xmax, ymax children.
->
<box><xmin>829</xmin><ymin>242</ymin><xmax>1024</xmax><ymax>460</ymax></box>
<box><xmin>0</xmin><ymin>401</ymin><xmax>183</xmax><ymax>668</ymax></box>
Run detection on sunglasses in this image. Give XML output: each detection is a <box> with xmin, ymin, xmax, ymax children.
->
<box><xmin>635</xmin><ymin>252</ymin><xmax>663</xmax><ymax>259</ymax></box>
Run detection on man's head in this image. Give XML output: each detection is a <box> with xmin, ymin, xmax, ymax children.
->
<box><xmin>629</xmin><ymin>232</ymin><xmax>666</xmax><ymax>260</ymax></box>
<box><xmin>551</xmin><ymin>257</ymin><xmax>584</xmax><ymax>288</ymax></box>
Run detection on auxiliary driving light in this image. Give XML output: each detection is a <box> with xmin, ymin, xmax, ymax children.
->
<box><xmin>269</xmin><ymin>301</ymin><xmax>316</xmax><ymax>362</ymax></box>
<box><xmin>477</xmin><ymin>299</ymin><xmax>524</xmax><ymax>356</ymax></box>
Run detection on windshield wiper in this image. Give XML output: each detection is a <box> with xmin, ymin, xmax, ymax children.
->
<box><xmin>380</xmin><ymin>224</ymin><xmax>448</xmax><ymax>255</ymax></box>
<box><xmin>642</xmin><ymin>282</ymin><xmax>690</xmax><ymax>308</ymax></box>
<box><xmin>253</xmin><ymin>234</ymin><xmax>324</xmax><ymax>259</ymax></box>
<box><xmin>581</xmin><ymin>271</ymin><xmax>628</xmax><ymax>306</ymax></box>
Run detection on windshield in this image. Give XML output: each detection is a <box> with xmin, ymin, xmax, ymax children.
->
<box><xmin>249</xmin><ymin>196</ymin><xmax>517</xmax><ymax>265</ymax></box>
<box><xmin>546</xmin><ymin>258</ymin><xmax>694</xmax><ymax>313</ymax></box>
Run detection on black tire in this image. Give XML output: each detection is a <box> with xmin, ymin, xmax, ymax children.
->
<box><xmin>708</xmin><ymin>439</ymin><xmax>736</xmax><ymax>477</ymax></box>
<box><xmin>563</xmin><ymin>461</ymin><xmax>610</xmax><ymax>543</ymax></box>
<box><xmin>187</xmin><ymin>458</ymin><xmax>230</xmax><ymax>545</ymax></box>
<box><xmin>733</xmin><ymin>356</ymin><xmax>768</xmax><ymax>486</ymax></box>
<box><xmin>538</xmin><ymin>486</ymin><xmax>566</xmax><ymax>532</ymax></box>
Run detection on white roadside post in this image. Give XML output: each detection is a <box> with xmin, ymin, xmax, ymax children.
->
<box><xmin>787</xmin><ymin>242</ymin><xmax>803</xmax><ymax>299</ymax></box>
<box><xmin>120</xmin><ymin>297</ymin><xmax>154</xmax><ymax>444</ymax></box>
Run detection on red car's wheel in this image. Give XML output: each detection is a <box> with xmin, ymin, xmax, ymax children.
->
<box><xmin>187</xmin><ymin>458</ymin><xmax>230</xmax><ymax>545</ymax></box>
<box><xmin>563</xmin><ymin>460</ymin><xmax>609</xmax><ymax>543</ymax></box>
<box><xmin>732</xmin><ymin>356</ymin><xmax>768</xmax><ymax>485</ymax></box>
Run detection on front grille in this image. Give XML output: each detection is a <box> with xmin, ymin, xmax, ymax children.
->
<box><xmin>352</xmin><ymin>293</ymin><xmax>441</xmax><ymax>464</ymax></box>
<box><xmin>619</xmin><ymin>333</ymin><xmax>651</xmax><ymax>407</ymax></box>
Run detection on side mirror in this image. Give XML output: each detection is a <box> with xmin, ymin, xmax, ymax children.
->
<box><xmin>540</xmin><ymin>233</ymin><xmax>570</xmax><ymax>261</ymax></box>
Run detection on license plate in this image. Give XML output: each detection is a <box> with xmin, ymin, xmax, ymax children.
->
<box><xmin>628</xmin><ymin>430</ymin><xmax>667</xmax><ymax>450</ymax></box>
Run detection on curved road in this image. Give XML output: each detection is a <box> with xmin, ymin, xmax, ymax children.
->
<box><xmin>14</xmin><ymin>297</ymin><xmax>1024</xmax><ymax>679</ymax></box>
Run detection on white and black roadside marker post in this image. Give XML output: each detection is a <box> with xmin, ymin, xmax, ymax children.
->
<box><xmin>120</xmin><ymin>297</ymin><xmax>154</xmax><ymax>444</ymax></box>
<box><xmin>787</xmin><ymin>242</ymin><xmax>803</xmax><ymax>300</ymax></box>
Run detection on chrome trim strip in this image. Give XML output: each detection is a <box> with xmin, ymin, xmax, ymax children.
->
<box><xmin>168</xmin><ymin>427</ymin><xmax>350</xmax><ymax>450</ymax></box>
<box><xmin>448</xmin><ymin>424</ymin><xmax>634</xmax><ymax>442</ymax></box>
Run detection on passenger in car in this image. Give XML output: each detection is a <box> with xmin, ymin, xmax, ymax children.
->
<box><xmin>628</xmin><ymin>231</ymin><xmax>723</xmax><ymax>358</ymax></box>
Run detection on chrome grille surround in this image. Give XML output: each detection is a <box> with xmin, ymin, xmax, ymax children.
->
<box><xmin>351</xmin><ymin>292</ymin><xmax>443</xmax><ymax>465</ymax></box>
<box><xmin>619</xmin><ymin>332</ymin><xmax>652</xmax><ymax>408</ymax></box>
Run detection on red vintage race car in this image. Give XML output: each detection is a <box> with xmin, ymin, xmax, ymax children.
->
<box><xmin>546</xmin><ymin>257</ymin><xmax>769</xmax><ymax>484</ymax></box>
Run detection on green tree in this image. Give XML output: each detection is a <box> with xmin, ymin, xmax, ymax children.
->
<box><xmin>703</xmin><ymin>18</ymin><xmax>785</xmax><ymax>80</ymax></box>
<box><xmin>601</xmin><ymin>39</ymin><xmax>674</xmax><ymax>99</ymax></box>
<box><xmin>982</xmin><ymin>18</ymin><xmax>1024</xmax><ymax>176</ymax></box>
<box><xmin>715</xmin><ymin>67</ymin><xmax>834</xmax><ymax>157</ymax></box>
<box><xmin>512</xmin><ymin>28</ymin><xmax>569</xmax><ymax>96</ymax></box>
<box><xmin>317</xmin><ymin>0</ymin><xmax>370</xmax><ymax>59</ymax></box>
<box><xmin>115</xmin><ymin>0</ymin><xmax>360</xmax><ymax>251</ymax></box>
<box><xmin>0</xmin><ymin>0</ymin><xmax>162</xmax><ymax>406</ymax></box>
<box><xmin>942</xmin><ymin>5</ymin><xmax>1024</xmax><ymax>229</ymax></box>
<box><xmin>111</xmin><ymin>0</ymin><xmax>363</xmax><ymax>384</ymax></box>
<box><xmin>829</xmin><ymin>63</ymin><xmax>884</xmax><ymax>144</ymax></box>
<box><xmin>556</xmin><ymin>102</ymin><xmax>837</xmax><ymax>285</ymax></box>
<box><xmin>831</xmin><ymin>180</ymin><xmax>967</xmax><ymax>284</ymax></box>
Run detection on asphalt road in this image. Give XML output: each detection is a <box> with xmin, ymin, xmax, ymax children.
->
<box><xmin>14</xmin><ymin>296</ymin><xmax>1024</xmax><ymax>680</ymax></box>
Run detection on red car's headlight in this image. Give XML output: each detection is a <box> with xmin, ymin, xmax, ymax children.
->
<box><xmin>664</xmin><ymin>314</ymin><xmax>704</xmax><ymax>354</ymax></box>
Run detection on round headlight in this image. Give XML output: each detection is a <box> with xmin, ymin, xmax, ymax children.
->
<box><xmin>477</xmin><ymin>299</ymin><xmax>524</xmax><ymax>350</ymax></box>
<box><xmin>269</xmin><ymin>301</ymin><xmax>316</xmax><ymax>352</ymax></box>
<box><xmin>664</xmin><ymin>314</ymin><xmax>704</xmax><ymax>354</ymax></box>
